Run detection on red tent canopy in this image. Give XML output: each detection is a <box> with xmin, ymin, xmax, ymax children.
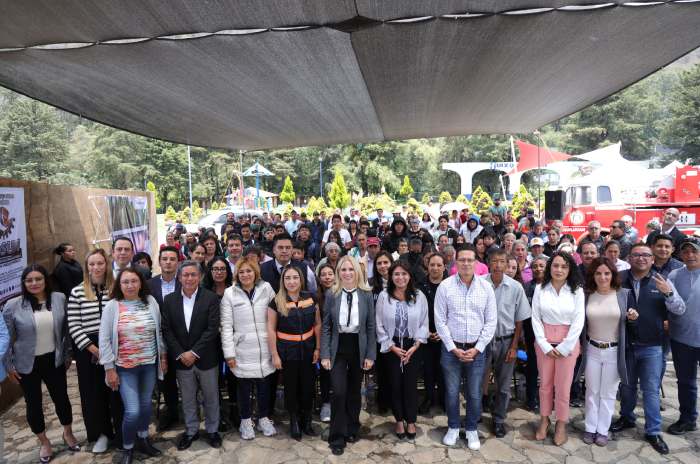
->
<box><xmin>508</xmin><ymin>140</ymin><xmax>571</xmax><ymax>174</ymax></box>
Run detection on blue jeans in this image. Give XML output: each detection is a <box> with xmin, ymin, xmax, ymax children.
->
<box><xmin>441</xmin><ymin>345</ymin><xmax>487</xmax><ymax>431</ymax></box>
<box><xmin>117</xmin><ymin>363</ymin><xmax>157</xmax><ymax>449</ymax></box>
<box><xmin>620</xmin><ymin>345</ymin><xmax>664</xmax><ymax>435</ymax></box>
<box><xmin>671</xmin><ymin>339</ymin><xmax>700</xmax><ymax>424</ymax></box>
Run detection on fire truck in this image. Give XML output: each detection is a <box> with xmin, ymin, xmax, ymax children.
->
<box><xmin>545</xmin><ymin>164</ymin><xmax>700</xmax><ymax>240</ymax></box>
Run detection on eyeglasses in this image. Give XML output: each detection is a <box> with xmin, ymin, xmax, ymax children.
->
<box><xmin>212</xmin><ymin>267</ymin><xmax>228</xmax><ymax>272</ymax></box>
<box><xmin>629</xmin><ymin>253</ymin><xmax>653</xmax><ymax>259</ymax></box>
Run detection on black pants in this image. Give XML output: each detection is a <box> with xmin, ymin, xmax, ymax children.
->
<box><xmin>159</xmin><ymin>353</ymin><xmax>179</xmax><ymax>418</ymax></box>
<box><xmin>237</xmin><ymin>376</ymin><xmax>271</xmax><ymax>419</ymax></box>
<box><xmin>268</xmin><ymin>370</ymin><xmax>280</xmax><ymax>414</ymax></box>
<box><xmin>75</xmin><ymin>341</ymin><xmax>124</xmax><ymax>444</ymax></box>
<box><xmin>319</xmin><ymin>367</ymin><xmax>331</xmax><ymax>404</ymax></box>
<box><xmin>423</xmin><ymin>341</ymin><xmax>444</xmax><ymax>405</ymax></box>
<box><xmin>19</xmin><ymin>352</ymin><xmax>73</xmax><ymax>434</ymax></box>
<box><xmin>375</xmin><ymin>343</ymin><xmax>391</xmax><ymax>410</ymax></box>
<box><xmin>387</xmin><ymin>338</ymin><xmax>419</xmax><ymax>423</ymax></box>
<box><xmin>282</xmin><ymin>359</ymin><xmax>315</xmax><ymax>415</ymax></box>
<box><xmin>523</xmin><ymin>318</ymin><xmax>539</xmax><ymax>406</ymax></box>
<box><xmin>329</xmin><ymin>335</ymin><xmax>362</xmax><ymax>448</ymax></box>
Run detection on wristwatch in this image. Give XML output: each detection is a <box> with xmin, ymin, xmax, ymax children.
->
<box><xmin>663</xmin><ymin>290</ymin><xmax>674</xmax><ymax>298</ymax></box>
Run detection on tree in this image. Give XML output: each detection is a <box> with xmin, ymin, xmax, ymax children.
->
<box><xmin>399</xmin><ymin>175</ymin><xmax>414</xmax><ymax>200</ymax></box>
<box><xmin>279</xmin><ymin>175</ymin><xmax>296</xmax><ymax>204</ymax></box>
<box><xmin>146</xmin><ymin>181</ymin><xmax>161</xmax><ymax>210</ymax></box>
<box><xmin>510</xmin><ymin>184</ymin><xmax>536</xmax><ymax>216</ymax></box>
<box><xmin>438</xmin><ymin>191</ymin><xmax>453</xmax><ymax>205</ymax></box>
<box><xmin>165</xmin><ymin>205</ymin><xmax>177</xmax><ymax>221</ymax></box>
<box><xmin>663</xmin><ymin>64</ymin><xmax>700</xmax><ymax>164</ymax></box>
<box><xmin>328</xmin><ymin>169</ymin><xmax>351</xmax><ymax>209</ymax></box>
<box><xmin>192</xmin><ymin>200</ymin><xmax>203</xmax><ymax>220</ymax></box>
<box><xmin>421</xmin><ymin>192</ymin><xmax>431</xmax><ymax>204</ymax></box>
<box><xmin>470</xmin><ymin>186</ymin><xmax>494</xmax><ymax>215</ymax></box>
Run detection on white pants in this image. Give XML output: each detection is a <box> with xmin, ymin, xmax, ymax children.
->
<box><xmin>584</xmin><ymin>343</ymin><xmax>620</xmax><ymax>436</ymax></box>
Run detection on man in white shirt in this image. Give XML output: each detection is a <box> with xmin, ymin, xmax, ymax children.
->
<box><xmin>434</xmin><ymin>244</ymin><xmax>497</xmax><ymax>450</ymax></box>
<box><xmin>321</xmin><ymin>214</ymin><xmax>352</xmax><ymax>247</ymax></box>
<box><xmin>225</xmin><ymin>234</ymin><xmax>243</xmax><ymax>273</ymax></box>
<box><xmin>284</xmin><ymin>210</ymin><xmax>303</xmax><ymax>236</ymax></box>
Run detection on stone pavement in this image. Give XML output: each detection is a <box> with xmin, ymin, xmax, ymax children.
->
<box><xmin>2</xmin><ymin>364</ymin><xmax>698</xmax><ymax>464</ymax></box>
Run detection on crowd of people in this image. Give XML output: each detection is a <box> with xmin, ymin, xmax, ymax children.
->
<box><xmin>1</xmin><ymin>201</ymin><xmax>698</xmax><ymax>463</ymax></box>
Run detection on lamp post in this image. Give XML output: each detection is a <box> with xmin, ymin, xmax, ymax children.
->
<box><xmin>319</xmin><ymin>156</ymin><xmax>323</xmax><ymax>198</ymax></box>
<box><xmin>534</xmin><ymin>130</ymin><xmax>541</xmax><ymax>216</ymax></box>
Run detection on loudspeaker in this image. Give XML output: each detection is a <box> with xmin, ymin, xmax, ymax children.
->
<box><xmin>545</xmin><ymin>190</ymin><xmax>565</xmax><ymax>221</ymax></box>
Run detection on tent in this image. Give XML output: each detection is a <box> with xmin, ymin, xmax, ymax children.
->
<box><xmin>1</xmin><ymin>1</ymin><xmax>700</xmax><ymax>150</ymax></box>
<box><xmin>508</xmin><ymin>140</ymin><xmax>571</xmax><ymax>174</ymax></box>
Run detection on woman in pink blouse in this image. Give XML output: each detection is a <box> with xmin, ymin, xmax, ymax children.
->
<box><xmin>531</xmin><ymin>252</ymin><xmax>585</xmax><ymax>446</ymax></box>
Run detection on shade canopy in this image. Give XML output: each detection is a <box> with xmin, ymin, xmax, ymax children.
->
<box><xmin>1</xmin><ymin>1</ymin><xmax>700</xmax><ymax>150</ymax></box>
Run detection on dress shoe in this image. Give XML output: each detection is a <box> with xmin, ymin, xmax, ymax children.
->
<box><xmin>120</xmin><ymin>448</ymin><xmax>134</xmax><ymax>464</ymax></box>
<box><xmin>645</xmin><ymin>434</ymin><xmax>669</xmax><ymax>455</ymax></box>
<box><xmin>331</xmin><ymin>446</ymin><xmax>344</xmax><ymax>456</ymax></box>
<box><xmin>610</xmin><ymin>417</ymin><xmax>636</xmax><ymax>433</ymax></box>
<box><xmin>207</xmin><ymin>432</ymin><xmax>222</xmax><ymax>448</ymax></box>
<box><xmin>493</xmin><ymin>423</ymin><xmax>506</xmax><ymax>438</ymax></box>
<box><xmin>157</xmin><ymin>413</ymin><xmax>178</xmax><ymax>432</ymax></box>
<box><xmin>668</xmin><ymin>420</ymin><xmax>697</xmax><ymax>435</ymax></box>
<box><xmin>346</xmin><ymin>433</ymin><xmax>358</xmax><ymax>443</ymax></box>
<box><xmin>176</xmin><ymin>432</ymin><xmax>199</xmax><ymax>451</ymax></box>
<box><xmin>135</xmin><ymin>437</ymin><xmax>161</xmax><ymax>457</ymax></box>
<box><xmin>301</xmin><ymin>414</ymin><xmax>317</xmax><ymax>436</ymax></box>
<box><xmin>418</xmin><ymin>398</ymin><xmax>432</xmax><ymax>415</ymax></box>
<box><xmin>569</xmin><ymin>398</ymin><xmax>583</xmax><ymax>408</ymax></box>
<box><xmin>289</xmin><ymin>414</ymin><xmax>302</xmax><ymax>441</ymax></box>
<box><xmin>406</xmin><ymin>424</ymin><xmax>417</xmax><ymax>440</ymax></box>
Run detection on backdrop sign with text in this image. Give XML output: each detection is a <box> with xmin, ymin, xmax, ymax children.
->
<box><xmin>0</xmin><ymin>187</ymin><xmax>27</xmax><ymax>306</ymax></box>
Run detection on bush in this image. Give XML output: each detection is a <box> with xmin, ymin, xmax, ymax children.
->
<box><xmin>438</xmin><ymin>191</ymin><xmax>453</xmax><ymax>204</ymax></box>
<box><xmin>470</xmin><ymin>186</ymin><xmax>494</xmax><ymax>215</ymax></box>
<box><xmin>165</xmin><ymin>205</ymin><xmax>177</xmax><ymax>221</ymax></box>
<box><xmin>510</xmin><ymin>184</ymin><xmax>536</xmax><ymax>216</ymax></box>
<box><xmin>421</xmin><ymin>192</ymin><xmax>431</xmax><ymax>204</ymax></box>
<box><xmin>355</xmin><ymin>194</ymin><xmax>397</xmax><ymax>217</ymax></box>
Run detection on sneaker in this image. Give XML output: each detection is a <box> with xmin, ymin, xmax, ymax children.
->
<box><xmin>465</xmin><ymin>430</ymin><xmax>481</xmax><ymax>451</ymax></box>
<box><xmin>320</xmin><ymin>403</ymin><xmax>331</xmax><ymax>423</ymax></box>
<box><xmin>594</xmin><ymin>433</ymin><xmax>609</xmax><ymax>447</ymax></box>
<box><xmin>257</xmin><ymin>417</ymin><xmax>277</xmax><ymax>437</ymax></box>
<box><xmin>582</xmin><ymin>431</ymin><xmax>596</xmax><ymax>445</ymax></box>
<box><xmin>239</xmin><ymin>418</ymin><xmax>255</xmax><ymax>440</ymax></box>
<box><xmin>92</xmin><ymin>434</ymin><xmax>109</xmax><ymax>453</ymax></box>
<box><xmin>443</xmin><ymin>428</ymin><xmax>460</xmax><ymax>446</ymax></box>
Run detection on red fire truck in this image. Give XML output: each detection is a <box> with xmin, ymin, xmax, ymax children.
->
<box><xmin>546</xmin><ymin>164</ymin><xmax>700</xmax><ymax>240</ymax></box>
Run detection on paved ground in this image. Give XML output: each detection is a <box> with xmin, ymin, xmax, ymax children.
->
<box><xmin>2</xmin><ymin>364</ymin><xmax>698</xmax><ymax>464</ymax></box>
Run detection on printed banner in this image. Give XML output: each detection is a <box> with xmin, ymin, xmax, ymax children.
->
<box><xmin>0</xmin><ymin>188</ymin><xmax>27</xmax><ymax>306</ymax></box>
<box><xmin>107</xmin><ymin>195</ymin><xmax>151</xmax><ymax>253</ymax></box>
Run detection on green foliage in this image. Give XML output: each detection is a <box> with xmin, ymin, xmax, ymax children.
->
<box><xmin>354</xmin><ymin>194</ymin><xmax>397</xmax><ymax>217</ymax></box>
<box><xmin>180</xmin><ymin>206</ymin><xmax>191</xmax><ymax>222</ymax></box>
<box><xmin>406</xmin><ymin>197</ymin><xmax>420</xmax><ymax>213</ymax></box>
<box><xmin>421</xmin><ymin>192</ymin><xmax>431</xmax><ymax>204</ymax></box>
<box><xmin>399</xmin><ymin>175</ymin><xmax>414</xmax><ymax>199</ymax></box>
<box><xmin>279</xmin><ymin>175</ymin><xmax>296</xmax><ymax>204</ymax></box>
<box><xmin>305</xmin><ymin>196</ymin><xmax>330</xmax><ymax>216</ymax></box>
<box><xmin>146</xmin><ymin>181</ymin><xmax>160</xmax><ymax>210</ymax></box>
<box><xmin>210</xmin><ymin>200</ymin><xmax>220</xmax><ymax>210</ymax></box>
<box><xmin>438</xmin><ymin>191</ymin><xmax>453</xmax><ymax>204</ymax></box>
<box><xmin>510</xmin><ymin>184</ymin><xmax>536</xmax><ymax>216</ymax></box>
<box><xmin>192</xmin><ymin>200</ymin><xmax>203</xmax><ymax>221</ymax></box>
<box><xmin>328</xmin><ymin>169</ymin><xmax>351</xmax><ymax>210</ymax></box>
<box><xmin>663</xmin><ymin>64</ymin><xmax>700</xmax><ymax>164</ymax></box>
<box><xmin>470</xmin><ymin>186</ymin><xmax>494</xmax><ymax>215</ymax></box>
<box><xmin>165</xmin><ymin>205</ymin><xmax>177</xmax><ymax>221</ymax></box>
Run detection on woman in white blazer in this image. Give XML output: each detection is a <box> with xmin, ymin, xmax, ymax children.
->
<box><xmin>220</xmin><ymin>255</ymin><xmax>277</xmax><ymax>440</ymax></box>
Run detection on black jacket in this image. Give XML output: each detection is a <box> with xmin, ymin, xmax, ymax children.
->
<box><xmin>260</xmin><ymin>259</ymin><xmax>309</xmax><ymax>293</ymax></box>
<box><xmin>52</xmin><ymin>259</ymin><xmax>84</xmax><ymax>298</ymax></box>
<box><xmin>161</xmin><ymin>287</ymin><xmax>221</xmax><ymax>370</ymax></box>
<box><xmin>147</xmin><ymin>274</ymin><xmax>183</xmax><ymax>308</ymax></box>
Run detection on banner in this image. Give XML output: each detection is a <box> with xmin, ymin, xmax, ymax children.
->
<box><xmin>107</xmin><ymin>195</ymin><xmax>151</xmax><ymax>253</ymax></box>
<box><xmin>0</xmin><ymin>188</ymin><xmax>27</xmax><ymax>306</ymax></box>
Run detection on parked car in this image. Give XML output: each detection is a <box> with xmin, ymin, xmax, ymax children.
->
<box><xmin>198</xmin><ymin>207</ymin><xmax>266</xmax><ymax>231</ymax></box>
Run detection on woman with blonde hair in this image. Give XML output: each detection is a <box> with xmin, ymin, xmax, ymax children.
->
<box><xmin>220</xmin><ymin>255</ymin><xmax>277</xmax><ymax>440</ymax></box>
<box><xmin>67</xmin><ymin>248</ymin><xmax>122</xmax><ymax>453</ymax></box>
<box><xmin>267</xmin><ymin>266</ymin><xmax>321</xmax><ymax>440</ymax></box>
<box><xmin>320</xmin><ymin>256</ymin><xmax>376</xmax><ymax>456</ymax></box>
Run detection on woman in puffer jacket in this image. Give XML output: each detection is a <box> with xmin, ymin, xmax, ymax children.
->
<box><xmin>220</xmin><ymin>255</ymin><xmax>277</xmax><ymax>440</ymax></box>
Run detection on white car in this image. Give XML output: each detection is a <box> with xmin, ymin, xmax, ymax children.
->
<box><xmin>197</xmin><ymin>207</ymin><xmax>266</xmax><ymax>231</ymax></box>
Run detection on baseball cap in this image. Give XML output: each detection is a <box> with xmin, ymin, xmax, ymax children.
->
<box><xmin>367</xmin><ymin>237</ymin><xmax>381</xmax><ymax>246</ymax></box>
<box><xmin>530</xmin><ymin>237</ymin><xmax>545</xmax><ymax>247</ymax></box>
<box><xmin>679</xmin><ymin>237</ymin><xmax>700</xmax><ymax>252</ymax></box>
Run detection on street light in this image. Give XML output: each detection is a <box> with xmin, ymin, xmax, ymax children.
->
<box><xmin>187</xmin><ymin>145</ymin><xmax>193</xmax><ymax>222</ymax></box>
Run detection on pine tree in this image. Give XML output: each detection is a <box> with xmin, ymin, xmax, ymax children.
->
<box><xmin>279</xmin><ymin>176</ymin><xmax>296</xmax><ymax>204</ymax></box>
<box><xmin>438</xmin><ymin>191</ymin><xmax>453</xmax><ymax>205</ymax></box>
<box><xmin>399</xmin><ymin>175</ymin><xmax>414</xmax><ymax>200</ymax></box>
<box><xmin>329</xmin><ymin>169</ymin><xmax>351</xmax><ymax>209</ymax></box>
<box><xmin>146</xmin><ymin>180</ymin><xmax>161</xmax><ymax>210</ymax></box>
<box><xmin>421</xmin><ymin>192</ymin><xmax>431</xmax><ymax>204</ymax></box>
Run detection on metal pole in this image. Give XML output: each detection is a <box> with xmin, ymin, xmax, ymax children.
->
<box><xmin>255</xmin><ymin>160</ymin><xmax>260</xmax><ymax>209</ymax></box>
<box><xmin>535</xmin><ymin>132</ymin><xmax>541</xmax><ymax>215</ymax></box>
<box><xmin>187</xmin><ymin>145</ymin><xmax>193</xmax><ymax>222</ymax></box>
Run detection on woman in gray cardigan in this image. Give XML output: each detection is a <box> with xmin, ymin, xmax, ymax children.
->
<box><xmin>320</xmin><ymin>256</ymin><xmax>376</xmax><ymax>456</ymax></box>
<box><xmin>3</xmin><ymin>264</ymin><xmax>79</xmax><ymax>463</ymax></box>
<box><xmin>375</xmin><ymin>261</ymin><xmax>428</xmax><ymax>440</ymax></box>
<box><xmin>581</xmin><ymin>257</ymin><xmax>637</xmax><ymax>447</ymax></box>
<box><xmin>99</xmin><ymin>268</ymin><xmax>167</xmax><ymax>464</ymax></box>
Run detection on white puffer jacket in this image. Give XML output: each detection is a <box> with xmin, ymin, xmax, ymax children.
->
<box><xmin>220</xmin><ymin>281</ymin><xmax>276</xmax><ymax>378</ymax></box>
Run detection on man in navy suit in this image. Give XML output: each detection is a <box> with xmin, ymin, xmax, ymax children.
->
<box><xmin>147</xmin><ymin>246</ymin><xmax>181</xmax><ymax>431</ymax></box>
<box><xmin>260</xmin><ymin>233</ymin><xmax>316</xmax><ymax>293</ymax></box>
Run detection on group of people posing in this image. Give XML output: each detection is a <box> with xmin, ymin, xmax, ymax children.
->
<box><xmin>1</xmin><ymin>202</ymin><xmax>698</xmax><ymax>463</ymax></box>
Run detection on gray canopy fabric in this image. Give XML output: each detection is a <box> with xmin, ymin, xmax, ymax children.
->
<box><xmin>1</xmin><ymin>1</ymin><xmax>700</xmax><ymax>150</ymax></box>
